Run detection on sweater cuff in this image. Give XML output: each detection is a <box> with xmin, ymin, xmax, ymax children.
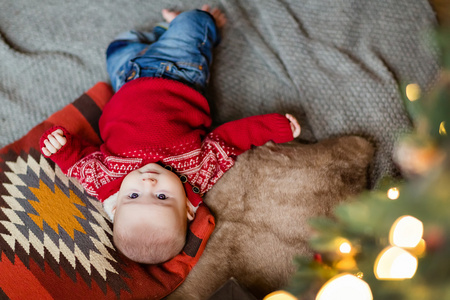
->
<box><xmin>39</xmin><ymin>126</ymin><xmax>75</xmax><ymax>173</ymax></box>
<box><xmin>39</xmin><ymin>126</ymin><xmax>70</xmax><ymax>156</ymax></box>
<box><xmin>272</xmin><ymin>114</ymin><xmax>295</xmax><ymax>143</ymax></box>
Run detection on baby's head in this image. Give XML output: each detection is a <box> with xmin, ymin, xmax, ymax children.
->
<box><xmin>112</xmin><ymin>163</ymin><xmax>195</xmax><ymax>264</ymax></box>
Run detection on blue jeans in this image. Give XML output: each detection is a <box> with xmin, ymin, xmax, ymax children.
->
<box><xmin>106</xmin><ymin>9</ymin><xmax>220</xmax><ymax>93</ymax></box>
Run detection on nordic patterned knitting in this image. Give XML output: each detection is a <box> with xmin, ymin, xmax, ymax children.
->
<box><xmin>39</xmin><ymin>77</ymin><xmax>294</xmax><ymax>204</ymax></box>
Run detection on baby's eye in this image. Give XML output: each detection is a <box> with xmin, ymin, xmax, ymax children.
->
<box><xmin>156</xmin><ymin>193</ymin><xmax>167</xmax><ymax>200</ymax></box>
<box><xmin>128</xmin><ymin>193</ymin><xmax>139</xmax><ymax>199</ymax></box>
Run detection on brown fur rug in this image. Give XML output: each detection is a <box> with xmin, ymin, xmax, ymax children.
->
<box><xmin>170</xmin><ymin>136</ymin><xmax>374</xmax><ymax>299</ymax></box>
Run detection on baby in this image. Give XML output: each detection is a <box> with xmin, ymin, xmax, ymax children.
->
<box><xmin>41</xmin><ymin>6</ymin><xmax>301</xmax><ymax>264</ymax></box>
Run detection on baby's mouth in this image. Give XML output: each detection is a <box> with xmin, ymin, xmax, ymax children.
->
<box><xmin>139</xmin><ymin>162</ymin><xmax>166</xmax><ymax>174</ymax></box>
<box><xmin>140</xmin><ymin>169</ymin><xmax>159</xmax><ymax>175</ymax></box>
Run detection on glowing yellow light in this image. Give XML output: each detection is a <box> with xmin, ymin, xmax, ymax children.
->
<box><xmin>410</xmin><ymin>239</ymin><xmax>427</xmax><ymax>257</ymax></box>
<box><xmin>387</xmin><ymin>187</ymin><xmax>400</xmax><ymax>200</ymax></box>
<box><xmin>374</xmin><ymin>246</ymin><xmax>418</xmax><ymax>280</ymax></box>
<box><xmin>389</xmin><ymin>216</ymin><xmax>424</xmax><ymax>248</ymax></box>
<box><xmin>439</xmin><ymin>121</ymin><xmax>447</xmax><ymax>136</ymax></box>
<box><xmin>336</xmin><ymin>257</ymin><xmax>357</xmax><ymax>271</ymax></box>
<box><xmin>316</xmin><ymin>273</ymin><xmax>373</xmax><ymax>300</ymax></box>
<box><xmin>339</xmin><ymin>242</ymin><xmax>352</xmax><ymax>254</ymax></box>
<box><xmin>405</xmin><ymin>83</ymin><xmax>421</xmax><ymax>101</ymax></box>
<box><xmin>264</xmin><ymin>290</ymin><xmax>297</xmax><ymax>300</ymax></box>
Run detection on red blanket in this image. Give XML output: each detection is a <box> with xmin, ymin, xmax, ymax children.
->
<box><xmin>0</xmin><ymin>82</ymin><xmax>215</xmax><ymax>299</ymax></box>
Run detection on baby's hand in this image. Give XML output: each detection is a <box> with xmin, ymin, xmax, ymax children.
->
<box><xmin>285</xmin><ymin>113</ymin><xmax>301</xmax><ymax>138</ymax></box>
<box><xmin>41</xmin><ymin>129</ymin><xmax>67</xmax><ymax>157</ymax></box>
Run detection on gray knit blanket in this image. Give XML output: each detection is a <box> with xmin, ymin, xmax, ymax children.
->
<box><xmin>0</xmin><ymin>0</ymin><xmax>439</xmax><ymax>185</ymax></box>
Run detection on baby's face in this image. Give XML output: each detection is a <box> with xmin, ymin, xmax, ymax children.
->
<box><xmin>114</xmin><ymin>163</ymin><xmax>193</xmax><ymax>234</ymax></box>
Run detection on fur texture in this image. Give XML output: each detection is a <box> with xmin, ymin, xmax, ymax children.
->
<box><xmin>169</xmin><ymin>136</ymin><xmax>374</xmax><ymax>299</ymax></box>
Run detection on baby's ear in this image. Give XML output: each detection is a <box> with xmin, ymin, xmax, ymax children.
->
<box><xmin>103</xmin><ymin>192</ymin><xmax>119</xmax><ymax>222</ymax></box>
<box><xmin>186</xmin><ymin>199</ymin><xmax>195</xmax><ymax>221</ymax></box>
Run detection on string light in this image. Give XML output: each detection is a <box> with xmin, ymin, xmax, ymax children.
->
<box><xmin>410</xmin><ymin>239</ymin><xmax>427</xmax><ymax>257</ymax></box>
<box><xmin>405</xmin><ymin>83</ymin><xmax>421</xmax><ymax>101</ymax></box>
<box><xmin>387</xmin><ymin>187</ymin><xmax>400</xmax><ymax>200</ymax></box>
<box><xmin>374</xmin><ymin>246</ymin><xmax>418</xmax><ymax>280</ymax></box>
<box><xmin>339</xmin><ymin>241</ymin><xmax>352</xmax><ymax>254</ymax></box>
<box><xmin>335</xmin><ymin>239</ymin><xmax>357</xmax><ymax>270</ymax></box>
<box><xmin>264</xmin><ymin>291</ymin><xmax>297</xmax><ymax>300</ymax></box>
<box><xmin>316</xmin><ymin>273</ymin><xmax>373</xmax><ymax>300</ymax></box>
<box><xmin>389</xmin><ymin>216</ymin><xmax>424</xmax><ymax>248</ymax></box>
<box><xmin>439</xmin><ymin>121</ymin><xmax>447</xmax><ymax>135</ymax></box>
<box><xmin>336</xmin><ymin>257</ymin><xmax>357</xmax><ymax>270</ymax></box>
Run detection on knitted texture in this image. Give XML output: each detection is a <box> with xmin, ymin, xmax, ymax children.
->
<box><xmin>39</xmin><ymin>77</ymin><xmax>294</xmax><ymax>202</ymax></box>
<box><xmin>0</xmin><ymin>0</ymin><xmax>439</xmax><ymax>185</ymax></box>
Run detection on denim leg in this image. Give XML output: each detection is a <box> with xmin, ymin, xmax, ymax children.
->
<box><xmin>153</xmin><ymin>24</ymin><xmax>168</xmax><ymax>41</ymax></box>
<box><xmin>106</xmin><ymin>25</ymin><xmax>168</xmax><ymax>92</ymax></box>
<box><xmin>150</xmin><ymin>10</ymin><xmax>220</xmax><ymax>67</ymax></box>
<box><xmin>132</xmin><ymin>10</ymin><xmax>220</xmax><ymax>93</ymax></box>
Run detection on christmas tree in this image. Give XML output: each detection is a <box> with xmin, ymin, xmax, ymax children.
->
<box><xmin>273</xmin><ymin>27</ymin><xmax>450</xmax><ymax>300</ymax></box>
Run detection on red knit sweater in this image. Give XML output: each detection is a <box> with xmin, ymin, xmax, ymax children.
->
<box><xmin>40</xmin><ymin>78</ymin><xmax>294</xmax><ymax>206</ymax></box>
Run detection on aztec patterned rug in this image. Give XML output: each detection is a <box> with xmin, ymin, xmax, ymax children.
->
<box><xmin>0</xmin><ymin>83</ymin><xmax>215</xmax><ymax>299</ymax></box>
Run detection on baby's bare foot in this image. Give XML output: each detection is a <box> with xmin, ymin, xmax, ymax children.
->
<box><xmin>161</xmin><ymin>9</ymin><xmax>180</xmax><ymax>23</ymax></box>
<box><xmin>201</xmin><ymin>4</ymin><xmax>227</xmax><ymax>28</ymax></box>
